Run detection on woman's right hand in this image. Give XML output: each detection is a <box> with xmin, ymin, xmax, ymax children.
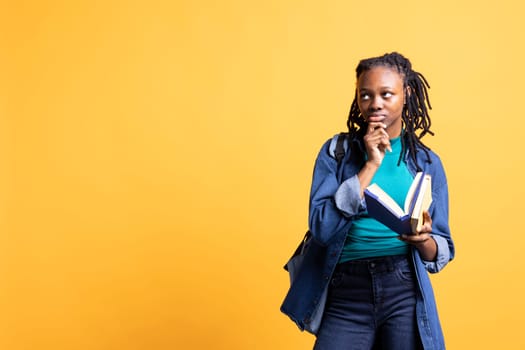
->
<box><xmin>357</xmin><ymin>116</ymin><xmax>392</xmax><ymax>196</ymax></box>
<box><xmin>363</xmin><ymin>116</ymin><xmax>392</xmax><ymax>167</ymax></box>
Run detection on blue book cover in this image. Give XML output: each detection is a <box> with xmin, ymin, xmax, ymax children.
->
<box><xmin>364</xmin><ymin>189</ymin><xmax>412</xmax><ymax>234</ymax></box>
<box><xmin>364</xmin><ymin>172</ymin><xmax>430</xmax><ymax>235</ymax></box>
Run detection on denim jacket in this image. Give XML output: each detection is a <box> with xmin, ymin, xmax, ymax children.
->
<box><xmin>281</xmin><ymin>134</ymin><xmax>455</xmax><ymax>350</ymax></box>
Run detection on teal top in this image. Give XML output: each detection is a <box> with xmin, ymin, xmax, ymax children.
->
<box><xmin>339</xmin><ymin>136</ymin><xmax>413</xmax><ymax>263</ymax></box>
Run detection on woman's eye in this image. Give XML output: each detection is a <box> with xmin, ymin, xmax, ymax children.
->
<box><xmin>360</xmin><ymin>94</ymin><xmax>370</xmax><ymax>100</ymax></box>
<box><xmin>383</xmin><ymin>92</ymin><xmax>393</xmax><ymax>98</ymax></box>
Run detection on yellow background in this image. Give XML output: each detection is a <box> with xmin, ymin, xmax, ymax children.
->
<box><xmin>1</xmin><ymin>0</ymin><xmax>524</xmax><ymax>349</ymax></box>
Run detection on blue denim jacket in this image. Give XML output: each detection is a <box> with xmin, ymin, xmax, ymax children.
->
<box><xmin>281</xmin><ymin>134</ymin><xmax>455</xmax><ymax>350</ymax></box>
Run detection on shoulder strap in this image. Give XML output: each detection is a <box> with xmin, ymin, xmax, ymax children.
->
<box><xmin>328</xmin><ymin>132</ymin><xmax>349</xmax><ymax>163</ymax></box>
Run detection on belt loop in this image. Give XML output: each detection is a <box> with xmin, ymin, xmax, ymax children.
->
<box><xmin>387</xmin><ymin>256</ymin><xmax>395</xmax><ymax>272</ymax></box>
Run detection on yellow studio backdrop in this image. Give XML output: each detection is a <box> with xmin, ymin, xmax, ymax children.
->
<box><xmin>1</xmin><ymin>0</ymin><xmax>524</xmax><ymax>349</ymax></box>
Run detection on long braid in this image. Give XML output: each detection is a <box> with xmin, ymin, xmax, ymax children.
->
<box><xmin>346</xmin><ymin>52</ymin><xmax>434</xmax><ymax>170</ymax></box>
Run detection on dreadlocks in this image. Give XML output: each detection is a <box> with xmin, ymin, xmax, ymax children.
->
<box><xmin>346</xmin><ymin>52</ymin><xmax>433</xmax><ymax>170</ymax></box>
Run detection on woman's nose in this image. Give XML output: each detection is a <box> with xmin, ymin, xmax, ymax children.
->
<box><xmin>370</xmin><ymin>97</ymin><xmax>383</xmax><ymax>110</ymax></box>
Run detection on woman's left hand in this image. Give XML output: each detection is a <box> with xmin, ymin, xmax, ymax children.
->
<box><xmin>398</xmin><ymin>211</ymin><xmax>437</xmax><ymax>261</ymax></box>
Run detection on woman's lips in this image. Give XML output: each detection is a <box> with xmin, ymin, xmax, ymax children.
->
<box><xmin>365</xmin><ymin>114</ymin><xmax>387</xmax><ymax>121</ymax></box>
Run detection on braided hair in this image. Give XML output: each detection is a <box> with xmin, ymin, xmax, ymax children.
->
<box><xmin>346</xmin><ymin>52</ymin><xmax>433</xmax><ymax>170</ymax></box>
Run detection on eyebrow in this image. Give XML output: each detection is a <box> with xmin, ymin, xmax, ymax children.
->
<box><xmin>359</xmin><ymin>86</ymin><xmax>395</xmax><ymax>91</ymax></box>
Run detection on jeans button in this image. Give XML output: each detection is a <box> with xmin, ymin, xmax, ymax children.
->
<box><xmin>370</xmin><ymin>262</ymin><xmax>376</xmax><ymax>268</ymax></box>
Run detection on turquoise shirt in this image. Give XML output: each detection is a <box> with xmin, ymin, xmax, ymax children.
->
<box><xmin>339</xmin><ymin>137</ymin><xmax>413</xmax><ymax>262</ymax></box>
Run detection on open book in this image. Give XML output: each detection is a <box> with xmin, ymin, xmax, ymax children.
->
<box><xmin>364</xmin><ymin>172</ymin><xmax>432</xmax><ymax>234</ymax></box>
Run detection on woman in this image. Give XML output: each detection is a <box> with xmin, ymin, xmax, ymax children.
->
<box><xmin>281</xmin><ymin>52</ymin><xmax>454</xmax><ymax>349</ymax></box>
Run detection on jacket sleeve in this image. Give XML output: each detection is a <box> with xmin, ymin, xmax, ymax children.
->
<box><xmin>420</xmin><ymin>155</ymin><xmax>455</xmax><ymax>273</ymax></box>
<box><xmin>308</xmin><ymin>140</ymin><xmax>365</xmax><ymax>245</ymax></box>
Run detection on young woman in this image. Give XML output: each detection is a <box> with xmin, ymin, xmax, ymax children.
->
<box><xmin>281</xmin><ymin>52</ymin><xmax>454</xmax><ymax>349</ymax></box>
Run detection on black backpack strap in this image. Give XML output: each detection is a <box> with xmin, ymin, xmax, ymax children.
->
<box><xmin>329</xmin><ymin>132</ymin><xmax>348</xmax><ymax>163</ymax></box>
<box><xmin>334</xmin><ymin>132</ymin><xmax>347</xmax><ymax>163</ymax></box>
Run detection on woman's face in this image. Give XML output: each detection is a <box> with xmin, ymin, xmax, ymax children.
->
<box><xmin>357</xmin><ymin>66</ymin><xmax>406</xmax><ymax>137</ymax></box>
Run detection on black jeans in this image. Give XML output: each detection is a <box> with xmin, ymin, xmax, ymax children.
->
<box><xmin>314</xmin><ymin>255</ymin><xmax>423</xmax><ymax>350</ymax></box>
